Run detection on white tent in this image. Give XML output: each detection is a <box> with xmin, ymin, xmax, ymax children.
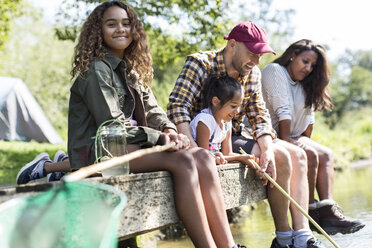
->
<box><xmin>0</xmin><ymin>76</ymin><xmax>63</xmax><ymax>144</ymax></box>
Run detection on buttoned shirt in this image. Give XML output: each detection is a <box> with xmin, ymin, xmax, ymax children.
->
<box><xmin>68</xmin><ymin>52</ymin><xmax>176</xmax><ymax>169</ymax></box>
<box><xmin>167</xmin><ymin>49</ymin><xmax>275</xmax><ymax>140</ymax></box>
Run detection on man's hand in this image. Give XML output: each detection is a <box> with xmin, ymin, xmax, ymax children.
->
<box><xmin>256</xmin><ymin>135</ymin><xmax>276</xmax><ymax>188</ymax></box>
<box><xmin>258</xmin><ymin>148</ymin><xmax>276</xmax><ymax>188</ymax></box>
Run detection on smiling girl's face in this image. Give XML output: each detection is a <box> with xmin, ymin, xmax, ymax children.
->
<box><xmin>102</xmin><ymin>6</ymin><xmax>133</xmax><ymax>58</ymax></box>
<box><xmin>213</xmin><ymin>90</ymin><xmax>244</xmax><ymax>123</ymax></box>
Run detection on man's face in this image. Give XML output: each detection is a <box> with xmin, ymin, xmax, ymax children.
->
<box><xmin>231</xmin><ymin>42</ymin><xmax>262</xmax><ymax>76</ymax></box>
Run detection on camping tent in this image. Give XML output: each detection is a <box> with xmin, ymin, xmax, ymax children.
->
<box><xmin>0</xmin><ymin>76</ymin><xmax>63</xmax><ymax>144</ymax></box>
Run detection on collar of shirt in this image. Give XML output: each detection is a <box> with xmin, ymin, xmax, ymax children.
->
<box><xmin>104</xmin><ymin>51</ymin><xmax>127</xmax><ymax>71</ymax></box>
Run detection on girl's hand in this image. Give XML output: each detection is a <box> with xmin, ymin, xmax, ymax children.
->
<box><xmin>162</xmin><ymin>129</ymin><xmax>190</xmax><ymax>151</ymax></box>
<box><xmin>240</xmin><ymin>154</ymin><xmax>258</xmax><ymax>169</ymax></box>
<box><xmin>213</xmin><ymin>152</ymin><xmax>227</xmax><ymax>165</ymax></box>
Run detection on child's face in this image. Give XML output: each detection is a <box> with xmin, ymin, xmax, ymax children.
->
<box><xmin>102</xmin><ymin>6</ymin><xmax>133</xmax><ymax>58</ymax></box>
<box><xmin>215</xmin><ymin>90</ymin><xmax>244</xmax><ymax>122</ymax></box>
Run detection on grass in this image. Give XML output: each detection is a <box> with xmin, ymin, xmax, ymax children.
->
<box><xmin>0</xmin><ymin>141</ymin><xmax>66</xmax><ymax>185</ymax></box>
<box><xmin>312</xmin><ymin>107</ymin><xmax>372</xmax><ymax>168</ymax></box>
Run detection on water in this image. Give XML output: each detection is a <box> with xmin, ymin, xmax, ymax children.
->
<box><xmin>155</xmin><ymin>166</ymin><xmax>372</xmax><ymax>248</ymax></box>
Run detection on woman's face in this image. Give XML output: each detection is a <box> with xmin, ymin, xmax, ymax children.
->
<box><xmin>102</xmin><ymin>6</ymin><xmax>133</xmax><ymax>58</ymax></box>
<box><xmin>287</xmin><ymin>50</ymin><xmax>318</xmax><ymax>81</ymax></box>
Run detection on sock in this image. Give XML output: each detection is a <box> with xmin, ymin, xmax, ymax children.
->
<box><xmin>318</xmin><ymin>199</ymin><xmax>336</xmax><ymax>207</ymax></box>
<box><xmin>293</xmin><ymin>229</ymin><xmax>313</xmax><ymax>248</ymax></box>
<box><xmin>308</xmin><ymin>201</ymin><xmax>318</xmax><ymax>210</ymax></box>
<box><xmin>276</xmin><ymin>229</ymin><xmax>293</xmax><ymax>247</ymax></box>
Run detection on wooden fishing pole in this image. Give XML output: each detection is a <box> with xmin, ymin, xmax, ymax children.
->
<box><xmin>239</xmin><ymin>147</ymin><xmax>340</xmax><ymax>248</ymax></box>
<box><xmin>64</xmin><ymin>143</ymin><xmax>176</xmax><ymax>182</ymax></box>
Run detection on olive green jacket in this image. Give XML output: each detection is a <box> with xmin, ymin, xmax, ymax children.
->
<box><xmin>68</xmin><ymin>52</ymin><xmax>176</xmax><ymax>170</ymax></box>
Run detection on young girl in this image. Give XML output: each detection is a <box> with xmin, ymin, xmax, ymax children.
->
<box><xmin>190</xmin><ymin>75</ymin><xmax>257</xmax><ymax>168</ymax></box>
<box><xmin>17</xmin><ymin>1</ymin><xmax>245</xmax><ymax>247</ymax></box>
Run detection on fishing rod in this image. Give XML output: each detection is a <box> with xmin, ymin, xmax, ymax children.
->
<box><xmin>239</xmin><ymin>147</ymin><xmax>340</xmax><ymax>248</ymax></box>
<box><xmin>64</xmin><ymin>143</ymin><xmax>176</xmax><ymax>182</ymax></box>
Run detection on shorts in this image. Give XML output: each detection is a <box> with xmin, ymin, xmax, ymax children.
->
<box><xmin>231</xmin><ymin>135</ymin><xmax>255</xmax><ymax>154</ymax></box>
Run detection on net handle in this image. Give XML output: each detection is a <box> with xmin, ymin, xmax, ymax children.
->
<box><xmin>64</xmin><ymin>143</ymin><xmax>175</xmax><ymax>182</ymax></box>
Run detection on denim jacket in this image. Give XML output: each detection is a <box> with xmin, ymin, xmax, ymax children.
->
<box><xmin>68</xmin><ymin>52</ymin><xmax>176</xmax><ymax>170</ymax></box>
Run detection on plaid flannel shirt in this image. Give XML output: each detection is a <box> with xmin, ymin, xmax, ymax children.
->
<box><xmin>167</xmin><ymin>49</ymin><xmax>276</xmax><ymax>141</ymax></box>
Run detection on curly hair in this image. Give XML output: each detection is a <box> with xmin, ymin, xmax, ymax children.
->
<box><xmin>273</xmin><ymin>39</ymin><xmax>333</xmax><ymax>111</ymax></box>
<box><xmin>71</xmin><ymin>1</ymin><xmax>153</xmax><ymax>86</ymax></box>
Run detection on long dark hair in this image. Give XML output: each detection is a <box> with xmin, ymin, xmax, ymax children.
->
<box><xmin>71</xmin><ymin>1</ymin><xmax>153</xmax><ymax>86</ymax></box>
<box><xmin>274</xmin><ymin>39</ymin><xmax>333</xmax><ymax>111</ymax></box>
<box><xmin>201</xmin><ymin>75</ymin><xmax>243</xmax><ymax>108</ymax></box>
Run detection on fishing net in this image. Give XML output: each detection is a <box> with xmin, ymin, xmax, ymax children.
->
<box><xmin>0</xmin><ymin>181</ymin><xmax>126</xmax><ymax>248</ymax></box>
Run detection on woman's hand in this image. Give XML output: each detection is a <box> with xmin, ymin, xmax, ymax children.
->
<box><xmin>213</xmin><ymin>152</ymin><xmax>227</xmax><ymax>165</ymax></box>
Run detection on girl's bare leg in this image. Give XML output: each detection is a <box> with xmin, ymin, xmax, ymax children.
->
<box><xmin>189</xmin><ymin>147</ymin><xmax>235</xmax><ymax>248</ymax></box>
<box><xmin>44</xmin><ymin>160</ymin><xmax>71</xmax><ymax>173</ymax></box>
<box><xmin>128</xmin><ymin>145</ymin><xmax>217</xmax><ymax>248</ymax></box>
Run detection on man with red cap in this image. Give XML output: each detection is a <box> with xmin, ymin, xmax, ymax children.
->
<box><xmin>167</xmin><ymin>21</ymin><xmax>324</xmax><ymax>248</ymax></box>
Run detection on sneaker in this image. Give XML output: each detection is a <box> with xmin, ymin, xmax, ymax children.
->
<box><xmin>270</xmin><ymin>238</ymin><xmax>293</xmax><ymax>248</ymax></box>
<box><xmin>53</xmin><ymin>150</ymin><xmax>69</xmax><ymax>163</ymax></box>
<box><xmin>313</xmin><ymin>201</ymin><xmax>365</xmax><ymax>235</ymax></box>
<box><xmin>233</xmin><ymin>244</ymin><xmax>247</xmax><ymax>248</ymax></box>
<box><xmin>308</xmin><ymin>208</ymin><xmax>320</xmax><ymax>232</ymax></box>
<box><xmin>306</xmin><ymin>237</ymin><xmax>325</xmax><ymax>248</ymax></box>
<box><xmin>16</xmin><ymin>153</ymin><xmax>51</xmax><ymax>184</ymax></box>
<box><xmin>47</xmin><ymin>150</ymin><xmax>69</xmax><ymax>182</ymax></box>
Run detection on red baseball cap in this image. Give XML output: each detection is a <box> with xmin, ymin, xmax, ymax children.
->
<box><xmin>224</xmin><ymin>21</ymin><xmax>276</xmax><ymax>55</ymax></box>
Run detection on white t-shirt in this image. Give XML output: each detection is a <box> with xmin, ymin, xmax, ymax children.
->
<box><xmin>261</xmin><ymin>63</ymin><xmax>314</xmax><ymax>137</ymax></box>
<box><xmin>190</xmin><ymin>108</ymin><xmax>231</xmax><ymax>153</ymax></box>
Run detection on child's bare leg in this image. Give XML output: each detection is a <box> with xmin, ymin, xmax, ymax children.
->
<box><xmin>128</xmin><ymin>145</ymin><xmax>217</xmax><ymax>248</ymax></box>
<box><xmin>188</xmin><ymin>147</ymin><xmax>235</xmax><ymax>248</ymax></box>
<box><xmin>44</xmin><ymin>160</ymin><xmax>71</xmax><ymax>173</ymax></box>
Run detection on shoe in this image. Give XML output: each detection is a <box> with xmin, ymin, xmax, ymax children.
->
<box><xmin>314</xmin><ymin>201</ymin><xmax>365</xmax><ymax>235</ymax></box>
<box><xmin>47</xmin><ymin>150</ymin><xmax>68</xmax><ymax>182</ymax></box>
<box><xmin>270</xmin><ymin>238</ymin><xmax>293</xmax><ymax>248</ymax></box>
<box><xmin>52</xmin><ymin>150</ymin><xmax>69</xmax><ymax>163</ymax></box>
<box><xmin>16</xmin><ymin>153</ymin><xmax>50</xmax><ymax>184</ymax></box>
<box><xmin>233</xmin><ymin>244</ymin><xmax>247</xmax><ymax>248</ymax></box>
<box><xmin>308</xmin><ymin>208</ymin><xmax>320</xmax><ymax>232</ymax></box>
<box><xmin>306</xmin><ymin>237</ymin><xmax>325</xmax><ymax>248</ymax></box>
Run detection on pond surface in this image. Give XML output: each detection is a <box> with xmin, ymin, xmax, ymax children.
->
<box><xmin>156</xmin><ymin>165</ymin><xmax>372</xmax><ymax>248</ymax></box>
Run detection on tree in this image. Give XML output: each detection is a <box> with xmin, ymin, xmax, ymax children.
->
<box><xmin>55</xmin><ymin>0</ymin><xmax>295</xmax><ymax>70</ymax></box>
<box><xmin>0</xmin><ymin>0</ymin><xmax>23</xmax><ymax>49</ymax></box>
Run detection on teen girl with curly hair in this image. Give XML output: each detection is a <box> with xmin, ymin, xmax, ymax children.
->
<box><xmin>17</xmin><ymin>1</ymin><xmax>246</xmax><ymax>247</ymax></box>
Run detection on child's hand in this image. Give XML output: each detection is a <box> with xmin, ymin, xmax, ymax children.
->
<box><xmin>240</xmin><ymin>154</ymin><xmax>258</xmax><ymax>169</ymax></box>
<box><xmin>162</xmin><ymin>129</ymin><xmax>190</xmax><ymax>151</ymax></box>
<box><xmin>213</xmin><ymin>152</ymin><xmax>227</xmax><ymax>165</ymax></box>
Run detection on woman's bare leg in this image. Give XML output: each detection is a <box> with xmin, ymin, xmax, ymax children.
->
<box><xmin>297</xmin><ymin>137</ymin><xmax>334</xmax><ymax>200</ymax></box>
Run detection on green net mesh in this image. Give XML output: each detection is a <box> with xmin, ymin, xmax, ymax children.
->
<box><xmin>0</xmin><ymin>181</ymin><xmax>127</xmax><ymax>248</ymax></box>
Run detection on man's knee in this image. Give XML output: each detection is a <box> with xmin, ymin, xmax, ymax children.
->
<box><xmin>273</xmin><ymin>144</ymin><xmax>292</xmax><ymax>178</ymax></box>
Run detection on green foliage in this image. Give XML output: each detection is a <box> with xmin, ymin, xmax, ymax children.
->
<box><xmin>0</xmin><ymin>140</ymin><xmax>66</xmax><ymax>185</ymax></box>
<box><xmin>313</xmin><ymin>108</ymin><xmax>372</xmax><ymax>168</ymax></box>
<box><xmin>0</xmin><ymin>0</ymin><xmax>23</xmax><ymax>49</ymax></box>
<box><xmin>323</xmin><ymin>63</ymin><xmax>372</xmax><ymax>128</ymax></box>
<box><xmin>0</xmin><ymin>13</ymin><xmax>74</xmax><ymax>140</ymax></box>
